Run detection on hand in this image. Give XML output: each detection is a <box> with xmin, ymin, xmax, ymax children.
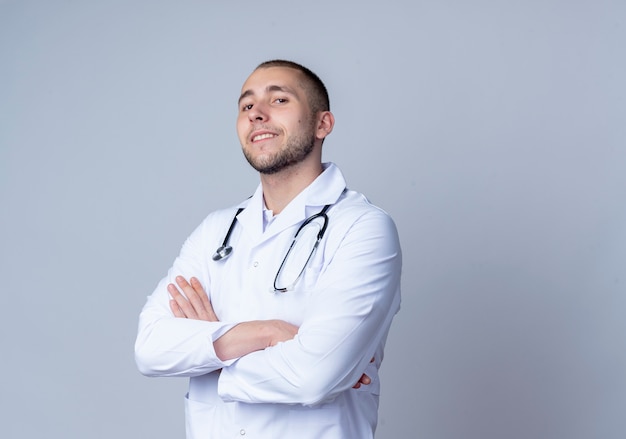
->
<box><xmin>353</xmin><ymin>357</ymin><xmax>375</xmax><ymax>389</ymax></box>
<box><xmin>352</xmin><ymin>374</ymin><xmax>371</xmax><ymax>389</ymax></box>
<box><xmin>214</xmin><ymin>320</ymin><xmax>299</xmax><ymax>361</ymax></box>
<box><xmin>264</xmin><ymin>319</ymin><xmax>299</xmax><ymax>347</ymax></box>
<box><xmin>168</xmin><ymin>276</ymin><xmax>219</xmax><ymax>321</ymax></box>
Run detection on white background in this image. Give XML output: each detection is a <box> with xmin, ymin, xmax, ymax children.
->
<box><xmin>1</xmin><ymin>1</ymin><xmax>625</xmax><ymax>438</ymax></box>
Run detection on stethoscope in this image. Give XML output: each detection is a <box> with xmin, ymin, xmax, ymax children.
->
<box><xmin>212</xmin><ymin>204</ymin><xmax>331</xmax><ymax>293</ymax></box>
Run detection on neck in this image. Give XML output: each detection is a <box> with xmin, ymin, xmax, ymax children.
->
<box><xmin>260</xmin><ymin>161</ymin><xmax>324</xmax><ymax>215</ymax></box>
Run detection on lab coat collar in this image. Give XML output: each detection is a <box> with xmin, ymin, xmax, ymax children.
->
<box><xmin>236</xmin><ymin>162</ymin><xmax>347</xmax><ymax>242</ymax></box>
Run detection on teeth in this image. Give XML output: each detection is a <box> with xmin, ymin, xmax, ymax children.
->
<box><xmin>253</xmin><ymin>133</ymin><xmax>276</xmax><ymax>142</ymax></box>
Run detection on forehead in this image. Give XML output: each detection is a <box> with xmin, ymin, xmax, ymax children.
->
<box><xmin>239</xmin><ymin>66</ymin><xmax>305</xmax><ymax>99</ymax></box>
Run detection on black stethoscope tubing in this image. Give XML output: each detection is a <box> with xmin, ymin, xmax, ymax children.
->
<box><xmin>272</xmin><ymin>204</ymin><xmax>330</xmax><ymax>292</ymax></box>
<box><xmin>211</xmin><ymin>204</ymin><xmax>332</xmax><ymax>292</ymax></box>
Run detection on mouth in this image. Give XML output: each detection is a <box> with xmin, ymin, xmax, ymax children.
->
<box><xmin>250</xmin><ymin>131</ymin><xmax>278</xmax><ymax>143</ymax></box>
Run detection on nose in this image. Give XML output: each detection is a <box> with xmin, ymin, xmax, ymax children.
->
<box><xmin>248</xmin><ymin>103</ymin><xmax>267</xmax><ymax>122</ymax></box>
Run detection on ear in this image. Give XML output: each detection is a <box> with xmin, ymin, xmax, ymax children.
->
<box><xmin>315</xmin><ymin>111</ymin><xmax>335</xmax><ymax>140</ymax></box>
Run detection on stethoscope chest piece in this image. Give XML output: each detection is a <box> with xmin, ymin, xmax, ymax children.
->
<box><xmin>212</xmin><ymin>245</ymin><xmax>233</xmax><ymax>261</ymax></box>
<box><xmin>212</xmin><ymin>207</ymin><xmax>244</xmax><ymax>261</ymax></box>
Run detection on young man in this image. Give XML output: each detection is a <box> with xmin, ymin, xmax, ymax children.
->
<box><xmin>135</xmin><ymin>60</ymin><xmax>402</xmax><ymax>438</ymax></box>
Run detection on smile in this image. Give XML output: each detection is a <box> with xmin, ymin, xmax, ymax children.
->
<box><xmin>252</xmin><ymin>133</ymin><xmax>277</xmax><ymax>142</ymax></box>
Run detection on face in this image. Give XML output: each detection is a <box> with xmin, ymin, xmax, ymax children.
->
<box><xmin>237</xmin><ymin>67</ymin><xmax>319</xmax><ymax>175</ymax></box>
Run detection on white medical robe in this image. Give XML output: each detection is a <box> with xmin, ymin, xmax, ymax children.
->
<box><xmin>135</xmin><ymin>163</ymin><xmax>402</xmax><ymax>438</ymax></box>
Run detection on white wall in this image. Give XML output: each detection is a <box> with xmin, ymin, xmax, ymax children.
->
<box><xmin>1</xmin><ymin>1</ymin><xmax>624</xmax><ymax>438</ymax></box>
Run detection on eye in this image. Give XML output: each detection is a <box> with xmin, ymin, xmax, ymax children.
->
<box><xmin>274</xmin><ymin>98</ymin><xmax>288</xmax><ymax>104</ymax></box>
<box><xmin>241</xmin><ymin>103</ymin><xmax>253</xmax><ymax>111</ymax></box>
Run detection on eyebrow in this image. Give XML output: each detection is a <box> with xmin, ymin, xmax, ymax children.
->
<box><xmin>238</xmin><ymin>84</ymin><xmax>299</xmax><ymax>104</ymax></box>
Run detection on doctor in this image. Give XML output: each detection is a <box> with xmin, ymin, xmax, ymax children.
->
<box><xmin>135</xmin><ymin>59</ymin><xmax>402</xmax><ymax>438</ymax></box>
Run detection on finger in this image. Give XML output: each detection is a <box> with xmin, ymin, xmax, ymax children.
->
<box><xmin>169</xmin><ymin>299</ymin><xmax>185</xmax><ymax>318</ymax></box>
<box><xmin>176</xmin><ymin>276</ymin><xmax>219</xmax><ymax>321</ymax></box>
<box><xmin>190</xmin><ymin>277</ymin><xmax>211</xmax><ymax>308</ymax></box>
<box><xmin>353</xmin><ymin>373</ymin><xmax>370</xmax><ymax>389</ymax></box>
<box><xmin>167</xmin><ymin>282</ymin><xmax>198</xmax><ymax>319</ymax></box>
<box><xmin>175</xmin><ymin>276</ymin><xmax>207</xmax><ymax>319</ymax></box>
<box><xmin>189</xmin><ymin>277</ymin><xmax>219</xmax><ymax>321</ymax></box>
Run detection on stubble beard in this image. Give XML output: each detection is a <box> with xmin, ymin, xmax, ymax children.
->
<box><xmin>243</xmin><ymin>126</ymin><xmax>317</xmax><ymax>175</ymax></box>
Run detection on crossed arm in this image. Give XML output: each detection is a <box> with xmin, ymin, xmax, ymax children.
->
<box><xmin>168</xmin><ymin>275</ymin><xmax>372</xmax><ymax>388</ymax></box>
